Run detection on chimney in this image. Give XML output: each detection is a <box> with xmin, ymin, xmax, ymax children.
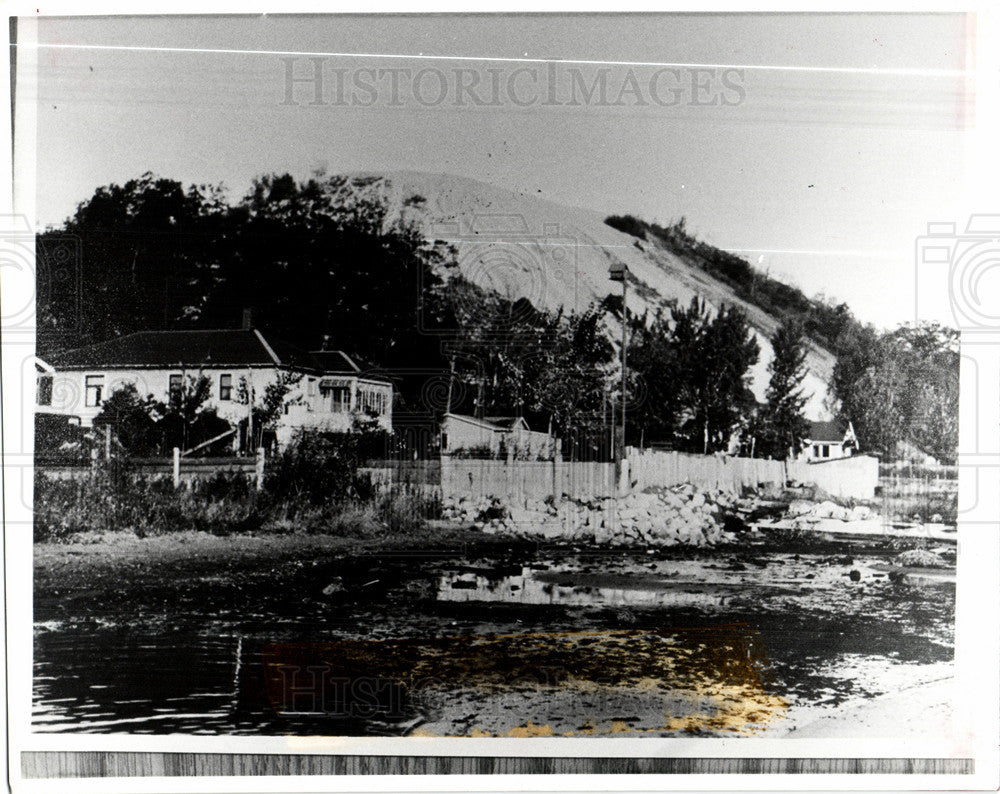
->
<box><xmin>241</xmin><ymin>308</ymin><xmax>253</xmax><ymax>330</ymax></box>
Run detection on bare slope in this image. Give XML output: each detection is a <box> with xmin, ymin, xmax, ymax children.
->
<box><xmin>359</xmin><ymin>171</ymin><xmax>835</xmax><ymax>419</ymax></box>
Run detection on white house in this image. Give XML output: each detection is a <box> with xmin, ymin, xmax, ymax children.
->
<box><xmin>35</xmin><ymin>327</ymin><xmax>392</xmax><ymax>450</ymax></box>
<box><xmin>798</xmin><ymin>420</ymin><xmax>859</xmax><ymax>463</ymax></box>
<box><xmin>440</xmin><ymin>413</ymin><xmax>557</xmax><ymax>460</ymax></box>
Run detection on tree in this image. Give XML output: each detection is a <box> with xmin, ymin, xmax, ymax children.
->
<box><xmin>92</xmin><ymin>384</ymin><xmax>159</xmax><ymax>456</ymax></box>
<box><xmin>39</xmin><ymin>173</ymin><xmax>231</xmax><ymax>353</ymax></box>
<box><xmin>153</xmin><ymin>374</ymin><xmax>232</xmax><ymax>455</ymax></box>
<box><xmin>757</xmin><ymin>319</ymin><xmax>811</xmax><ymax>459</ymax></box>
<box><xmin>626</xmin><ymin>307</ymin><xmax>683</xmax><ymax>445</ymax></box>
<box><xmin>92</xmin><ymin>377</ymin><xmax>232</xmax><ymax>456</ymax></box>
<box><xmin>235</xmin><ymin>372</ymin><xmax>301</xmax><ymax>452</ymax></box>
<box><xmin>208</xmin><ymin>173</ymin><xmax>454</xmax><ymax>369</ymax></box>
<box><xmin>892</xmin><ymin>324</ymin><xmax>959</xmax><ymax>464</ymax></box>
<box><xmin>530</xmin><ymin>305</ymin><xmax>615</xmax><ymax>458</ymax></box>
<box><xmin>671</xmin><ymin>298</ymin><xmax>760</xmax><ymax>454</ymax></box>
<box><xmin>829</xmin><ymin>321</ymin><xmax>958</xmax><ymax>463</ymax></box>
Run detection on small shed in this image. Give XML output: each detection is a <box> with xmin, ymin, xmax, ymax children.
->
<box><xmin>799</xmin><ymin>420</ymin><xmax>858</xmax><ymax>462</ymax></box>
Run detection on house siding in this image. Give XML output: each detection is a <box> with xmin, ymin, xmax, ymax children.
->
<box><xmin>36</xmin><ymin>366</ymin><xmax>392</xmax><ymax>447</ymax></box>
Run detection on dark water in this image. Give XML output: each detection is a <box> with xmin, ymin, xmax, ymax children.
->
<box><xmin>33</xmin><ymin>548</ymin><xmax>955</xmax><ymax>735</ymax></box>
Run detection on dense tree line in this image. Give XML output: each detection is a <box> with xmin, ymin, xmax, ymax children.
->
<box><xmin>627</xmin><ymin>298</ymin><xmax>760</xmax><ymax>454</ymax></box>
<box><xmin>829</xmin><ymin>322</ymin><xmax>959</xmax><ymax>464</ymax></box>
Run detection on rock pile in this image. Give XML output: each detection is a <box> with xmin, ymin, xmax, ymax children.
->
<box><xmin>440</xmin><ymin>484</ymin><xmax>736</xmax><ymax>546</ymax></box>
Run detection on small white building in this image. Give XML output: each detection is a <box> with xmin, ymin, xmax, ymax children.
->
<box><xmin>35</xmin><ymin>328</ymin><xmax>392</xmax><ymax>450</ymax></box>
<box><xmin>798</xmin><ymin>420</ymin><xmax>858</xmax><ymax>463</ymax></box>
<box><xmin>440</xmin><ymin>413</ymin><xmax>557</xmax><ymax>460</ymax></box>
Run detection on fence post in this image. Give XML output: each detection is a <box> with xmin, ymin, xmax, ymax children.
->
<box><xmin>172</xmin><ymin>447</ymin><xmax>180</xmax><ymax>488</ymax></box>
<box><xmin>255</xmin><ymin>447</ymin><xmax>265</xmax><ymax>492</ymax></box>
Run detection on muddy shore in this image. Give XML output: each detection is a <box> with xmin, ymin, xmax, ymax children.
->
<box><xmin>33</xmin><ymin>525</ymin><xmax>956</xmax><ymax>737</ymax></box>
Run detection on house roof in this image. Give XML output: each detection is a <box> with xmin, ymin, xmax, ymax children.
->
<box><xmin>484</xmin><ymin>415</ymin><xmax>530</xmax><ymax>431</ymax></box>
<box><xmin>309</xmin><ymin>350</ymin><xmax>361</xmax><ymax>373</ymax></box>
<box><xmin>46</xmin><ymin>329</ymin><xmax>370</xmax><ymax>377</ymax></box>
<box><xmin>805</xmin><ymin>420</ymin><xmax>851</xmax><ymax>442</ymax></box>
<box><xmin>444</xmin><ymin>413</ymin><xmax>532</xmax><ymax>432</ymax></box>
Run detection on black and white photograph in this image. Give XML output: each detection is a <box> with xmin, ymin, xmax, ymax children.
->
<box><xmin>3</xmin><ymin>5</ymin><xmax>999</xmax><ymax>790</ymax></box>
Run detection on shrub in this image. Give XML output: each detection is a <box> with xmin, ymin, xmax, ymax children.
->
<box><xmin>263</xmin><ymin>431</ymin><xmax>372</xmax><ymax>509</ymax></box>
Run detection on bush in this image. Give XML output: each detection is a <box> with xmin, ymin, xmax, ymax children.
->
<box><xmin>33</xmin><ymin>466</ymin><xmax>264</xmax><ymax>541</ymax></box>
<box><xmin>32</xmin><ymin>431</ymin><xmax>440</xmax><ymax>541</ymax></box>
<box><xmin>35</xmin><ymin>414</ymin><xmax>89</xmax><ymax>458</ymax></box>
<box><xmin>263</xmin><ymin>431</ymin><xmax>373</xmax><ymax>509</ymax></box>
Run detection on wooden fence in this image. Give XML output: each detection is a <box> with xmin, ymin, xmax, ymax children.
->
<box><xmin>360</xmin><ymin>460</ymin><xmax>442</xmax><ymax>499</ymax></box>
<box><xmin>36</xmin><ymin>450</ymin><xmax>263</xmax><ymax>488</ymax></box>
<box><xmin>786</xmin><ymin>456</ymin><xmax>880</xmax><ymax>500</ymax></box>
<box><xmin>435</xmin><ymin>451</ymin><xmax>879</xmax><ymax>505</ymax></box>
<box><xmin>35</xmin><ymin>448</ymin><xmax>880</xmax><ymax>504</ymax></box>
<box><xmin>627</xmin><ymin>449</ymin><xmax>786</xmax><ymax>495</ymax></box>
<box><xmin>439</xmin><ymin>459</ymin><xmax>616</xmax><ymax>504</ymax></box>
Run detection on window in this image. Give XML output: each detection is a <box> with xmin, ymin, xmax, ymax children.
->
<box><xmin>821</xmin><ymin>444</ymin><xmax>830</xmax><ymax>458</ymax></box>
<box><xmin>219</xmin><ymin>373</ymin><xmax>233</xmax><ymax>401</ymax></box>
<box><xmin>813</xmin><ymin>445</ymin><xmax>821</xmax><ymax>458</ymax></box>
<box><xmin>358</xmin><ymin>389</ymin><xmax>387</xmax><ymax>416</ymax></box>
<box><xmin>441</xmin><ymin>432</ymin><xmax>448</xmax><ymax>451</ymax></box>
<box><xmin>320</xmin><ymin>384</ymin><xmax>350</xmax><ymax>412</ymax></box>
<box><xmin>85</xmin><ymin>375</ymin><xmax>104</xmax><ymax>407</ymax></box>
<box><xmin>306</xmin><ymin>378</ymin><xmax>317</xmax><ymax>397</ymax></box>
<box><xmin>36</xmin><ymin>375</ymin><xmax>53</xmax><ymax>406</ymax></box>
<box><xmin>169</xmin><ymin>374</ymin><xmax>183</xmax><ymax>402</ymax></box>
<box><xmin>332</xmin><ymin>386</ymin><xmax>350</xmax><ymax>412</ymax></box>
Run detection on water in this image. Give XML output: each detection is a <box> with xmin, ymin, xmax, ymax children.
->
<box><xmin>33</xmin><ymin>548</ymin><xmax>955</xmax><ymax>736</ymax></box>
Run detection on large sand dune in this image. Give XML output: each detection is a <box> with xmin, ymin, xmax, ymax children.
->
<box><xmin>350</xmin><ymin>170</ymin><xmax>836</xmax><ymax>419</ymax></box>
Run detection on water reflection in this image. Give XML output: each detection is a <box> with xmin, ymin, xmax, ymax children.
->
<box><xmin>32</xmin><ymin>551</ymin><xmax>954</xmax><ymax>735</ymax></box>
<box><xmin>437</xmin><ymin>566</ymin><xmax>734</xmax><ymax>609</ymax></box>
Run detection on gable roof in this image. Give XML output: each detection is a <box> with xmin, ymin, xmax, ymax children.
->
<box><xmin>484</xmin><ymin>415</ymin><xmax>531</xmax><ymax>431</ymax></box>
<box><xmin>309</xmin><ymin>350</ymin><xmax>361</xmax><ymax>374</ymax></box>
<box><xmin>443</xmin><ymin>413</ymin><xmax>532</xmax><ymax>432</ymax></box>
<box><xmin>805</xmin><ymin>420</ymin><xmax>852</xmax><ymax>442</ymax></box>
<box><xmin>47</xmin><ymin>329</ymin><xmax>363</xmax><ymax>376</ymax></box>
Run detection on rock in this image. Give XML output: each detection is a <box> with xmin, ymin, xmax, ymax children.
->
<box><xmin>814</xmin><ymin>500</ymin><xmax>850</xmax><ymax>520</ymax></box>
<box><xmin>895</xmin><ymin>549</ymin><xmax>949</xmax><ymax>568</ymax></box>
<box><xmin>787</xmin><ymin>499</ymin><xmax>815</xmax><ymax>516</ymax></box>
<box><xmin>849</xmin><ymin>569</ymin><xmax>861</xmax><ymax>582</ymax></box>
<box><xmin>848</xmin><ymin>504</ymin><xmax>874</xmax><ymax>520</ymax></box>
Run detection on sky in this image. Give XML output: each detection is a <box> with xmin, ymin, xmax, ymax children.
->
<box><xmin>21</xmin><ymin>13</ymin><xmax>973</xmax><ymax>328</ymax></box>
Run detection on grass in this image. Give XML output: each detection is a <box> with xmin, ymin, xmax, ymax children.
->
<box><xmin>33</xmin><ymin>465</ymin><xmax>441</xmax><ymax>543</ymax></box>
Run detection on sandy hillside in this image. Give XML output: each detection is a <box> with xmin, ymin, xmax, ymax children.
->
<box><xmin>349</xmin><ymin>170</ymin><xmax>836</xmax><ymax>418</ymax></box>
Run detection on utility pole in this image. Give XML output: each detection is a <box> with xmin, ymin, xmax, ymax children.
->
<box><xmin>445</xmin><ymin>355</ymin><xmax>455</xmax><ymax>415</ymax></box>
<box><xmin>246</xmin><ymin>369</ymin><xmax>254</xmax><ymax>456</ymax></box>
<box><xmin>609</xmin><ymin>262</ymin><xmax>628</xmax><ymax>463</ymax></box>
